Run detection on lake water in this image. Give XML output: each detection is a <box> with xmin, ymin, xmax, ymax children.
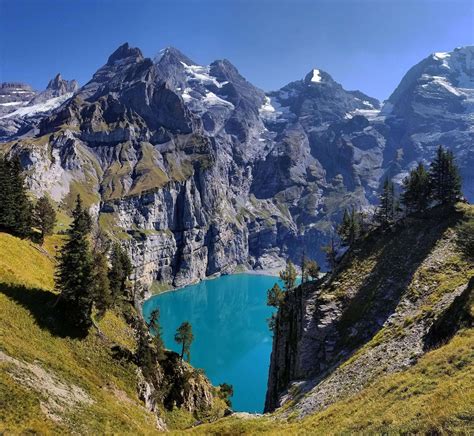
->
<box><xmin>142</xmin><ymin>273</ymin><xmax>282</xmax><ymax>413</ymax></box>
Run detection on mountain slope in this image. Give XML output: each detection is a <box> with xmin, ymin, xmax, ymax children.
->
<box><xmin>190</xmin><ymin>204</ymin><xmax>474</xmax><ymax>434</ymax></box>
<box><xmin>0</xmin><ymin>232</ymin><xmax>227</xmax><ymax>433</ymax></box>
<box><xmin>0</xmin><ymin>44</ymin><xmax>472</xmax><ymax>291</ymax></box>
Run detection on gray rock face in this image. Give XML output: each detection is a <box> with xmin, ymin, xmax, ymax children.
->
<box><xmin>0</xmin><ymin>74</ymin><xmax>77</xmax><ymax>139</ymax></box>
<box><xmin>265</xmin><ymin>209</ymin><xmax>472</xmax><ymax>416</ymax></box>
<box><xmin>0</xmin><ymin>44</ymin><xmax>473</xmax><ymax>289</ymax></box>
<box><xmin>0</xmin><ymin>82</ymin><xmax>37</xmax><ymax>117</ymax></box>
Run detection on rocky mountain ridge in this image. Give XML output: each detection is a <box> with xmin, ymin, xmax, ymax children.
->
<box><xmin>0</xmin><ymin>43</ymin><xmax>472</xmax><ymax>289</ymax></box>
<box><xmin>265</xmin><ymin>204</ymin><xmax>473</xmax><ymax>418</ymax></box>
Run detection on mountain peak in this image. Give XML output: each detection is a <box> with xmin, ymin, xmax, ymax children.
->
<box><xmin>107</xmin><ymin>42</ymin><xmax>143</xmax><ymax>65</ymax></box>
<box><xmin>46</xmin><ymin>73</ymin><xmax>78</xmax><ymax>93</ymax></box>
<box><xmin>303</xmin><ymin>68</ymin><xmax>333</xmax><ymax>85</ymax></box>
<box><xmin>154</xmin><ymin>46</ymin><xmax>196</xmax><ymax>67</ymax></box>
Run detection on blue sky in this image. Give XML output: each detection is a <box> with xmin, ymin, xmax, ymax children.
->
<box><xmin>0</xmin><ymin>0</ymin><xmax>472</xmax><ymax>100</ymax></box>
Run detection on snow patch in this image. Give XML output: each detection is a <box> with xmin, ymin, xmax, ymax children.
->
<box><xmin>180</xmin><ymin>62</ymin><xmax>227</xmax><ymax>88</ymax></box>
<box><xmin>1</xmin><ymin>93</ymin><xmax>73</xmax><ymax>119</ymax></box>
<box><xmin>310</xmin><ymin>69</ymin><xmax>322</xmax><ymax>83</ymax></box>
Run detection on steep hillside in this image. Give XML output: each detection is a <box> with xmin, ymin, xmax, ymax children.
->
<box><xmin>0</xmin><ymin>232</ymin><xmax>226</xmax><ymax>433</ymax></box>
<box><xmin>191</xmin><ymin>204</ymin><xmax>474</xmax><ymax>434</ymax></box>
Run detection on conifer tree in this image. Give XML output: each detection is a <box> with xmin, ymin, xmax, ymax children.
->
<box><xmin>305</xmin><ymin>259</ymin><xmax>320</xmax><ymax>280</ymax></box>
<box><xmin>174</xmin><ymin>321</ymin><xmax>194</xmax><ymax>362</ymax></box>
<box><xmin>55</xmin><ymin>195</ymin><xmax>94</xmax><ymax>329</ymax></box>
<box><xmin>0</xmin><ymin>156</ymin><xmax>32</xmax><ymax>236</ymax></box>
<box><xmin>267</xmin><ymin>283</ymin><xmax>284</xmax><ymax>308</ymax></box>
<box><xmin>33</xmin><ymin>195</ymin><xmax>57</xmax><ymax>244</ymax></box>
<box><xmin>322</xmin><ymin>236</ymin><xmax>338</xmax><ymax>271</ymax></box>
<box><xmin>9</xmin><ymin>156</ymin><xmax>33</xmax><ymax>237</ymax></box>
<box><xmin>279</xmin><ymin>260</ymin><xmax>297</xmax><ymax>292</ymax></box>
<box><xmin>91</xmin><ymin>249</ymin><xmax>112</xmax><ymax>320</ymax></box>
<box><xmin>375</xmin><ymin>178</ymin><xmax>397</xmax><ymax>226</ymax></box>
<box><xmin>148</xmin><ymin>308</ymin><xmax>166</xmax><ymax>362</ymax></box>
<box><xmin>0</xmin><ymin>156</ymin><xmax>14</xmax><ymax>230</ymax></box>
<box><xmin>337</xmin><ymin>207</ymin><xmax>361</xmax><ymax>246</ymax></box>
<box><xmin>401</xmin><ymin>162</ymin><xmax>431</xmax><ymax>214</ymax></box>
<box><xmin>109</xmin><ymin>242</ymin><xmax>133</xmax><ymax>305</ymax></box>
<box><xmin>429</xmin><ymin>145</ymin><xmax>462</xmax><ymax>205</ymax></box>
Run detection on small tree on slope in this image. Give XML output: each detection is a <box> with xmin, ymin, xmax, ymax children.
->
<box><xmin>429</xmin><ymin>145</ymin><xmax>462</xmax><ymax>205</ymax></box>
<box><xmin>174</xmin><ymin>321</ymin><xmax>194</xmax><ymax>362</ymax></box>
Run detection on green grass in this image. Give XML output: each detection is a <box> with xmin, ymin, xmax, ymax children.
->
<box><xmin>0</xmin><ymin>232</ymin><xmax>160</xmax><ymax>434</ymax></box>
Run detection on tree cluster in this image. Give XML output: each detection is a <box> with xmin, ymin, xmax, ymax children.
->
<box><xmin>380</xmin><ymin>145</ymin><xmax>462</xmax><ymax>224</ymax></box>
<box><xmin>55</xmin><ymin>195</ymin><xmax>132</xmax><ymax>330</ymax></box>
<box><xmin>0</xmin><ymin>155</ymin><xmax>56</xmax><ymax>242</ymax></box>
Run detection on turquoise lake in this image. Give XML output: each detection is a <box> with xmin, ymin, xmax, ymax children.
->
<box><xmin>142</xmin><ymin>273</ymin><xmax>282</xmax><ymax>413</ymax></box>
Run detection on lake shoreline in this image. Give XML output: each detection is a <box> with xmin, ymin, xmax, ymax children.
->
<box><xmin>145</xmin><ymin>268</ymin><xmax>280</xmax><ymax>300</ymax></box>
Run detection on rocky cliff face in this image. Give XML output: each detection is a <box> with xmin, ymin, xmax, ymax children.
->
<box><xmin>265</xmin><ymin>205</ymin><xmax>473</xmax><ymax>415</ymax></box>
<box><xmin>0</xmin><ymin>44</ymin><xmax>473</xmax><ymax>288</ymax></box>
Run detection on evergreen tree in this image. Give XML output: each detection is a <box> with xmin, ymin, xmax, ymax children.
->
<box><xmin>279</xmin><ymin>260</ymin><xmax>297</xmax><ymax>292</ymax></box>
<box><xmin>267</xmin><ymin>283</ymin><xmax>284</xmax><ymax>308</ymax></box>
<box><xmin>0</xmin><ymin>156</ymin><xmax>32</xmax><ymax>236</ymax></box>
<box><xmin>401</xmin><ymin>162</ymin><xmax>431</xmax><ymax>214</ymax></box>
<box><xmin>375</xmin><ymin>178</ymin><xmax>397</xmax><ymax>226</ymax></box>
<box><xmin>55</xmin><ymin>195</ymin><xmax>94</xmax><ymax>329</ymax></box>
<box><xmin>429</xmin><ymin>145</ymin><xmax>462</xmax><ymax>205</ymax></box>
<box><xmin>148</xmin><ymin>308</ymin><xmax>166</xmax><ymax>362</ymax></box>
<box><xmin>33</xmin><ymin>195</ymin><xmax>57</xmax><ymax>243</ymax></box>
<box><xmin>109</xmin><ymin>242</ymin><xmax>133</xmax><ymax>305</ymax></box>
<box><xmin>174</xmin><ymin>321</ymin><xmax>194</xmax><ymax>362</ymax></box>
<box><xmin>305</xmin><ymin>259</ymin><xmax>320</xmax><ymax>280</ymax></box>
<box><xmin>91</xmin><ymin>249</ymin><xmax>112</xmax><ymax>320</ymax></box>
<box><xmin>9</xmin><ymin>156</ymin><xmax>33</xmax><ymax>237</ymax></box>
<box><xmin>321</xmin><ymin>236</ymin><xmax>338</xmax><ymax>271</ymax></box>
<box><xmin>0</xmin><ymin>156</ymin><xmax>14</xmax><ymax>231</ymax></box>
<box><xmin>218</xmin><ymin>383</ymin><xmax>234</xmax><ymax>407</ymax></box>
<box><xmin>337</xmin><ymin>207</ymin><xmax>361</xmax><ymax>246</ymax></box>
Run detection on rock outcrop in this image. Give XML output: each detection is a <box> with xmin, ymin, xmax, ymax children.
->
<box><xmin>265</xmin><ymin>205</ymin><xmax>474</xmax><ymax>416</ymax></box>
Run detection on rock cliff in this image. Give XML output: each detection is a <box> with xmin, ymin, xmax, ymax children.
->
<box><xmin>0</xmin><ymin>44</ymin><xmax>472</xmax><ymax>289</ymax></box>
<box><xmin>265</xmin><ymin>204</ymin><xmax>473</xmax><ymax>416</ymax></box>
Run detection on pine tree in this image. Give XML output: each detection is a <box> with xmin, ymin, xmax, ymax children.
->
<box><xmin>267</xmin><ymin>283</ymin><xmax>284</xmax><ymax>308</ymax></box>
<box><xmin>322</xmin><ymin>236</ymin><xmax>338</xmax><ymax>271</ymax></box>
<box><xmin>279</xmin><ymin>260</ymin><xmax>297</xmax><ymax>292</ymax></box>
<box><xmin>0</xmin><ymin>156</ymin><xmax>32</xmax><ymax>236</ymax></box>
<box><xmin>91</xmin><ymin>249</ymin><xmax>112</xmax><ymax>320</ymax></box>
<box><xmin>375</xmin><ymin>178</ymin><xmax>397</xmax><ymax>226</ymax></box>
<box><xmin>147</xmin><ymin>308</ymin><xmax>166</xmax><ymax>362</ymax></box>
<box><xmin>0</xmin><ymin>156</ymin><xmax>15</xmax><ymax>231</ymax></box>
<box><xmin>305</xmin><ymin>259</ymin><xmax>320</xmax><ymax>280</ymax></box>
<box><xmin>401</xmin><ymin>162</ymin><xmax>431</xmax><ymax>214</ymax></box>
<box><xmin>429</xmin><ymin>145</ymin><xmax>462</xmax><ymax>205</ymax></box>
<box><xmin>33</xmin><ymin>195</ymin><xmax>57</xmax><ymax>244</ymax></box>
<box><xmin>174</xmin><ymin>321</ymin><xmax>194</xmax><ymax>362</ymax></box>
<box><xmin>55</xmin><ymin>195</ymin><xmax>94</xmax><ymax>329</ymax></box>
<box><xmin>337</xmin><ymin>207</ymin><xmax>361</xmax><ymax>246</ymax></box>
<box><xmin>9</xmin><ymin>156</ymin><xmax>33</xmax><ymax>237</ymax></box>
<box><xmin>109</xmin><ymin>242</ymin><xmax>133</xmax><ymax>305</ymax></box>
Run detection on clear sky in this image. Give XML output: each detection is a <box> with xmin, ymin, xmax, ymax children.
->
<box><xmin>0</xmin><ymin>0</ymin><xmax>472</xmax><ymax>100</ymax></box>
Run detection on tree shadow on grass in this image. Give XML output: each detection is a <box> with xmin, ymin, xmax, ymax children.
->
<box><xmin>0</xmin><ymin>283</ymin><xmax>88</xmax><ymax>339</ymax></box>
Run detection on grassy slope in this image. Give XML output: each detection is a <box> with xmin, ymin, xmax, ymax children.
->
<box><xmin>0</xmin><ymin>232</ymin><xmax>159</xmax><ymax>434</ymax></box>
<box><xmin>192</xmin><ymin>328</ymin><xmax>473</xmax><ymax>435</ymax></box>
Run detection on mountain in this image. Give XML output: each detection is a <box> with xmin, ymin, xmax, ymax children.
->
<box><xmin>0</xmin><ymin>44</ymin><xmax>472</xmax><ymax>290</ymax></box>
<box><xmin>383</xmin><ymin>46</ymin><xmax>474</xmax><ymax>198</ymax></box>
<box><xmin>0</xmin><ymin>73</ymin><xmax>77</xmax><ymax>139</ymax></box>
<box><xmin>0</xmin><ymin>231</ymin><xmax>227</xmax><ymax>433</ymax></box>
